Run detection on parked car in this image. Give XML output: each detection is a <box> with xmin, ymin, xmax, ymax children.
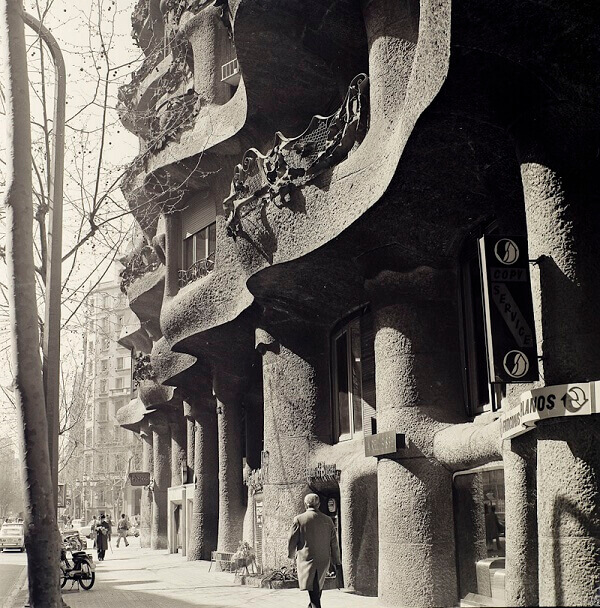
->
<box><xmin>0</xmin><ymin>522</ymin><xmax>25</xmax><ymax>552</ymax></box>
<box><xmin>79</xmin><ymin>521</ymin><xmax>93</xmax><ymax>538</ymax></box>
<box><xmin>71</xmin><ymin>518</ymin><xmax>92</xmax><ymax>539</ymax></box>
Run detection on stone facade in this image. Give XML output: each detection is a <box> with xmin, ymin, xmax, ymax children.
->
<box><xmin>116</xmin><ymin>1</ymin><xmax>600</xmax><ymax>606</ymax></box>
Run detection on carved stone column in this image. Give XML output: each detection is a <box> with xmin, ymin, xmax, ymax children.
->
<box><xmin>213</xmin><ymin>370</ymin><xmax>246</xmax><ymax>553</ymax></box>
<box><xmin>503</xmin><ymin>431</ymin><xmax>538</xmax><ymax>606</ymax></box>
<box><xmin>150</xmin><ymin>412</ymin><xmax>171</xmax><ymax>550</ymax></box>
<box><xmin>187</xmin><ymin>399</ymin><xmax>218</xmax><ymax>561</ymax></box>
<box><xmin>184</xmin><ymin>401</ymin><xmax>195</xmax><ymax>483</ymax></box>
<box><xmin>367</xmin><ymin>269</ymin><xmax>463</xmax><ymax>607</ymax></box>
<box><xmin>169</xmin><ymin>410</ymin><xmax>187</xmax><ymax>487</ymax></box>
<box><xmin>257</xmin><ymin>327</ymin><xmax>327</xmax><ymax>570</ymax></box>
<box><xmin>515</xmin><ymin>121</ymin><xmax>600</xmax><ymax>606</ymax></box>
<box><xmin>140</xmin><ymin>422</ymin><xmax>153</xmax><ymax>549</ymax></box>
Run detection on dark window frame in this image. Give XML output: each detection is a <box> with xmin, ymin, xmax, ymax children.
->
<box><xmin>458</xmin><ymin>222</ymin><xmax>505</xmax><ymax>417</ymax></box>
<box><xmin>330</xmin><ymin>309</ymin><xmax>365</xmax><ymax>443</ymax></box>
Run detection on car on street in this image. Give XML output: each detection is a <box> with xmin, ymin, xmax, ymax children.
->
<box><xmin>70</xmin><ymin>518</ymin><xmax>93</xmax><ymax>539</ymax></box>
<box><xmin>0</xmin><ymin>522</ymin><xmax>25</xmax><ymax>552</ymax></box>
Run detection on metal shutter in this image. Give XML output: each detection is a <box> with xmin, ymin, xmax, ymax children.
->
<box><xmin>181</xmin><ymin>197</ymin><xmax>216</xmax><ymax>238</ymax></box>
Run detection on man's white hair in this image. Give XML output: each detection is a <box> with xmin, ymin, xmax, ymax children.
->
<box><xmin>304</xmin><ymin>493</ymin><xmax>320</xmax><ymax>509</ymax></box>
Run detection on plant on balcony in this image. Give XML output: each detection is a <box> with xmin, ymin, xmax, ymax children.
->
<box><xmin>132</xmin><ymin>354</ymin><xmax>156</xmax><ymax>388</ymax></box>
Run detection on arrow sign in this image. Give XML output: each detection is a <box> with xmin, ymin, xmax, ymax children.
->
<box><xmin>502</xmin><ymin>381</ymin><xmax>599</xmax><ymax>440</ymax></box>
<box><xmin>561</xmin><ymin>386</ymin><xmax>589</xmax><ymax>412</ymax></box>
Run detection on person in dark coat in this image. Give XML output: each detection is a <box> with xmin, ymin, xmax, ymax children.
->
<box><xmin>96</xmin><ymin>514</ymin><xmax>110</xmax><ymax>561</ymax></box>
<box><xmin>288</xmin><ymin>493</ymin><xmax>341</xmax><ymax>608</ymax></box>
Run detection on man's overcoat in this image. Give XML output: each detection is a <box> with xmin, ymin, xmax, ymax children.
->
<box><xmin>287</xmin><ymin>507</ymin><xmax>341</xmax><ymax>590</ymax></box>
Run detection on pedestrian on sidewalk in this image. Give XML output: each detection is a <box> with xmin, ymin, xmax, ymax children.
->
<box><xmin>288</xmin><ymin>493</ymin><xmax>341</xmax><ymax>608</ymax></box>
<box><xmin>96</xmin><ymin>514</ymin><xmax>110</xmax><ymax>561</ymax></box>
<box><xmin>116</xmin><ymin>513</ymin><xmax>130</xmax><ymax>547</ymax></box>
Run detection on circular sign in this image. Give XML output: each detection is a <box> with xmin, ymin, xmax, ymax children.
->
<box><xmin>503</xmin><ymin>350</ymin><xmax>530</xmax><ymax>379</ymax></box>
<box><xmin>494</xmin><ymin>238</ymin><xmax>520</xmax><ymax>265</ymax></box>
<box><xmin>327</xmin><ymin>498</ymin><xmax>337</xmax><ymax>513</ymax></box>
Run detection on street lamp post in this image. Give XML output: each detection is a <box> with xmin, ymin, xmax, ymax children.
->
<box><xmin>21</xmin><ymin>12</ymin><xmax>65</xmax><ymax>513</ymax></box>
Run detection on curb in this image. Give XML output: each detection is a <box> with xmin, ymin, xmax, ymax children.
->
<box><xmin>4</xmin><ymin>567</ymin><xmax>27</xmax><ymax>608</ymax></box>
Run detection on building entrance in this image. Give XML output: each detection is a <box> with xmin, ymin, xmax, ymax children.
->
<box><xmin>317</xmin><ymin>490</ymin><xmax>343</xmax><ymax>588</ymax></box>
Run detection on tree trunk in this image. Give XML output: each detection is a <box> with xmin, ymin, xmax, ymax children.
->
<box><xmin>0</xmin><ymin>1</ymin><xmax>63</xmax><ymax>606</ymax></box>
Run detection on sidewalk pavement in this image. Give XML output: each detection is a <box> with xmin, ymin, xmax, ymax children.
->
<box><xmin>10</xmin><ymin>539</ymin><xmax>378</xmax><ymax>608</ymax></box>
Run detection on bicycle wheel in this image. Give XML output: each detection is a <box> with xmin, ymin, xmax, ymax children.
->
<box><xmin>78</xmin><ymin>563</ymin><xmax>95</xmax><ymax>590</ymax></box>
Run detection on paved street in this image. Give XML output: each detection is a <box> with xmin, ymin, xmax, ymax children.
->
<box><xmin>8</xmin><ymin>538</ymin><xmax>377</xmax><ymax>608</ymax></box>
<box><xmin>0</xmin><ymin>550</ymin><xmax>26</xmax><ymax>608</ymax></box>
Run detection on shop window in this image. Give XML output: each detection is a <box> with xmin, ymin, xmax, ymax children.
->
<box><xmin>453</xmin><ymin>465</ymin><xmax>506</xmax><ymax>602</ymax></box>
<box><xmin>331</xmin><ymin>316</ymin><xmax>363</xmax><ymax>442</ymax></box>
<box><xmin>459</xmin><ymin>225</ymin><xmax>504</xmax><ymax>416</ymax></box>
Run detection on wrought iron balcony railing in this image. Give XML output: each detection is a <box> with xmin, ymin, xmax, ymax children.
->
<box><xmin>120</xmin><ymin>246</ymin><xmax>161</xmax><ymax>294</ymax></box>
<box><xmin>223</xmin><ymin>73</ymin><xmax>369</xmax><ymax>237</ymax></box>
<box><xmin>178</xmin><ymin>252</ymin><xmax>215</xmax><ymax>288</ymax></box>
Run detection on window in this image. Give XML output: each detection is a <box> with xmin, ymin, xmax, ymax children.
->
<box><xmin>103</xmin><ymin>295</ymin><xmax>111</xmax><ymax>309</ymax></box>
<box><xmin>331</xmin><ymin>316</ymin><xmax>363</xmax><ymax>441</ymax></box>
<box><xmin>86</xmin><ymin>404</ymin><xmax>92</xmax><ymax>420</ymax></box>
<box><xmin>115</xmin><ymin>377</ymin><xmax>123</xmax><ymax>390</ymax></box>
<box><xmin>87</xmin><ymin>361</ymin><xmax>93</xmax><ymax>376</ymax></box>
<box><xmin>101</xmin><ymin>317</ymin><xmax>109</xmax><ymax>332</ymax></box>
<box><xmin>101</xmin><ymin>359</ymin><xmax>108</xmax><ymax>373</ymax></box>
<box><xmin>85</xmin><ymin>454</ymin><xmax>92</xmax><ymax>475</ymax></box>
<box><xmin>116</xmin><ymin>357</ymin><xmax>124</xmax><ymax>370</ymax></box>
<box><xmin>102</xmin><ymin>337</ymin><xmax>110</xmax><ymax>351</ymax></box>
<box><xmin>85</xmin><ymin>428</ymin><xmax>93</xmax><ymax>446</ymax></box>
<box><xmin>183</xmin><ymin>222</ymin><xmax>216</xmax><ymax>270</ymax></box>
<box><xmin>99</xmin><ymin>380</ymin><xmax>107</xmax><ymax>394</ymax></box>
<box><xmin>97</xmin><ymin>454</ymin><xmax>107</xmax><ymax>473</ymax></box>
<box><xmin>98</xmin><ymin>402</ymin><xmax>108</xmax><ymax>421</ymax></box>
<box><xmin>459</xmin><ymin>225</ymin><xmax>504</xmax><ymax>416</ymax></box>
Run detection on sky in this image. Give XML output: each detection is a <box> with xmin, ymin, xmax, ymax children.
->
<box><xmin>0</xmin><ymin>0</ymin><xmax>143</xmax><ymax>447</ymax></box>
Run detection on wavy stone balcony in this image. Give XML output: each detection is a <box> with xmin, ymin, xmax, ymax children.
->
<box><xmin>223</xmin><ymin>73</ymin><xmax>369</xmax><ymax>238</ymax></box>
<box><xmin>120</xmin><ymin>246</ymin><xmax>165</xmax><ymax>338</ymax></box>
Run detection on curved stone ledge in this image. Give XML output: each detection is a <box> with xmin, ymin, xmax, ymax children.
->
<box><xmin>138</xmin><ymin>378</ymin><xmax>177</xmax><ymax>408</ymax></box>
<box><xmin>116</xmin><ymin>397</ymin><xmax>154</xmax><ymax>431</ymax></box>
<box><xmin>432</xmin><ymin>414</ymin><xmax>503</xmax><ymax>472</ymax></box>
<box><xmin>150</xmin><ymin>336</ymin><xmax>207</xmax><ymax>390</ymax></box>
<box><xmin>127</xmin><ymin>265</ymin><xmax>165</xmax><ymax>337</ymax></box>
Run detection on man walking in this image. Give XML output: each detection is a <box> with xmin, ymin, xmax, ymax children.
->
<box><xmin>96</xmin><ymin>514</ymin><xmax>110</xmax><ymax>561</ymax></box>
<box><xmin>288</xmin><ymin>493</ymin><xmax>341</xmax><ymax>608</ymax></box>
<box><xmin>116</xmin><ymin>513</ymin><xmax>130</xmax><ymax>547</ymax></box>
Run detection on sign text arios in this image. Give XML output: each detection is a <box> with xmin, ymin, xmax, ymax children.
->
<box><xmin>501</xmin><ymin>381</ymin><xmax>599</xmax><ymax>440</ymax></box>
<box><xmin>479</xmin><ymin>236</ymin><xmax>539</xmax><ymax>383</ymax></box>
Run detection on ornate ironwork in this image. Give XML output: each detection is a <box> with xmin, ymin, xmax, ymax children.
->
<box><xmin>178</xmin><ymin>252</ymin><xmax>215</xmax><ymax>288</ymax></box>
<box><xmin>120</xmin><ymin>245</ymin><xmax>161</xmax><ymax>294</ymax></box>
<box><xmin>133</xmin><ymin>353</ymin><xmax>156</xmax><ymax>388</ymax></box>
<box><xmin>223</xmin><ymin>73</ymin><xmax>369</xmax><ymax>237</ymax></box>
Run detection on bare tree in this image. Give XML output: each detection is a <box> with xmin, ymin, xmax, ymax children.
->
<box><xmin>0</xmin><ymin>0</ymin><xmax>63</xmax><ymax>604</ymax></box>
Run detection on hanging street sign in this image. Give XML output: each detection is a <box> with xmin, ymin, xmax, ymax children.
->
<box><xmin>501</xmin><ymin>381</ymin><xmax>599</xmax><ymax>440</ymax></box>
<box><xmin>479</xmin><ymin>236</ymin><xmax>539</xmax><ymax>383</ymax></box>
<box><xmin>129</xmin><ymin>472</ymin><xmax>151</xmax><ymax>486</ymax></box>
